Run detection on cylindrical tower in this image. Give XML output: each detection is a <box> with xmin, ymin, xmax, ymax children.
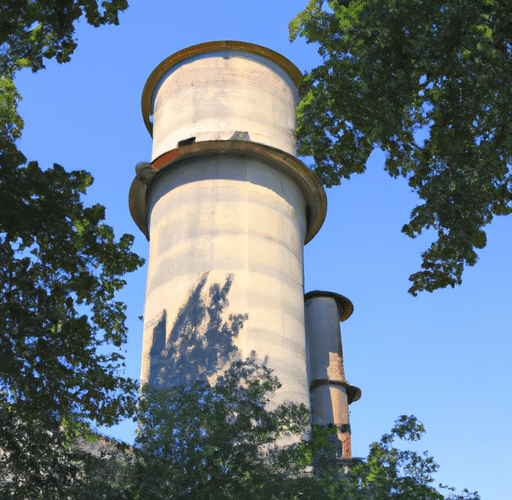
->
<box><xmin>130</xmin><ymin>41</ymin><xmax>326</xmax><ymax>410</ymax></box>
<box><xmin>304</xmin><ymin>291</ymin><xmax>361</xmax><ymax>459</ymax></box>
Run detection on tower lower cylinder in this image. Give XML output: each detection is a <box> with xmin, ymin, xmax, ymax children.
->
<box><xmin>142</xmin><ymin>144</ymin><xmax>324</xmax><ymax>410</ymax></box>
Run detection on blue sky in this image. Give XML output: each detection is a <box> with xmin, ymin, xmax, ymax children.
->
<box><xmin>14</xmin><ymin>1</ymin><xmax>511</xmax><ymax>498</ymax></box>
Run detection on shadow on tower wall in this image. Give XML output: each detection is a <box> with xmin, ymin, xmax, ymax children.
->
<box><xmin>148</xmin><ymin>272</ymin><xmax>248</xmax><ymax>388</ymax></box>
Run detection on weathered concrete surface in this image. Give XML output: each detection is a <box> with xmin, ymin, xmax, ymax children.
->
<box><xmin>304</xmin><ymin>292</ymin><xmax>360</xmax><ymax>459</ymax></box>
<box><xmin>143</xmin><ymin>42</ymin><xmax>300</xmax><ymax>159</ymax></box>
<box><xmin>135</xmin><ymin>42</ymin><xmax>327</xmax><ymax>418</ymax></box>
<box><xmin>141</xmin><ymin>152</ymin><xmax>315</xmax><ymax>408</ymax></box>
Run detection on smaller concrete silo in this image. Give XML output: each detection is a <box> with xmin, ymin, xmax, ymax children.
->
<box><xmin>304</xmin><ymin>291</ymin><xmax>361</xmax><ymax>460</ymax></box>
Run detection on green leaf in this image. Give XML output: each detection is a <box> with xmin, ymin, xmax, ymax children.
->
<box><xmin>290</xmin><ymin>0</ymin><xmax>512</xmax><ymax>294</ymax></box>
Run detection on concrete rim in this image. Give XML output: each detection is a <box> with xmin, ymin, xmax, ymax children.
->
<box><xmin>129</xmin><ymin>140</ymin><xmax>326</xmax><ymax>244</ymax></box>
<box><xmin>310</xmin><ymin>379</ymin><xmax>362</xmax><ymax>405</ymax></box>
<box><xmin>141</xmin><ymin>40</ymin><xmax>303</xmax><ymax>136</ymax></box>
<box><xmin>152</xmin><ymin>141</ymin><xmax>327</xmax><ymax>244</ymax></box>
<box><xmin>304</xmin><ymin>290</ymin><xmax>354</xmax><ymax>322</ymax></box>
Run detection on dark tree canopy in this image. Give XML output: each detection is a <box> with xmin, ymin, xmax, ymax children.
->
<box><xmin>0</xmin><ymin>143</ymin><xmax>144</xmax><ymax>497</ymax></box>
<box><xmin>290</xmin><ymin>0</ymin><xmax>512</xmax><ymax>295</ymax></box>
<box><xmin>0</xmin><ymin>0</ymin><xmax>130</xmax><ymax>156</ymax></box>
<box><xmin>0</xmin><ymin>159</ymin><xmax>143</xmax><ymax>426</ymax></box>
<box><xmin>0</xmin><ymin>0</ymin><xmax>140</xmax><ymax>422</ymax></box>
<box><xmin>0</xmin><ymin>0</ymin><xmax>128</xmax><ymax>75</ymax></box>
<box><xmin>0</xmin><ymin>0</ymin><xmax>143</xmax><ymax>495</ymax></box>
<box><xmin>134</xmin><ymin>359</ymin><xmax>312</xmax><ymax>500</ymax></box>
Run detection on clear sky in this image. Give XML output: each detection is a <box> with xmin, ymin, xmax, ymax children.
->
<box><xmin>14</xmin><ymin>1</ymin><xmax>511</xmax><ymax>498</ymax></box>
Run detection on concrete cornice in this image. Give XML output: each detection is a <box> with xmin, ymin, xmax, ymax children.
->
<box><xmin>129</xmin><ymin>140</ymin><xmax>326</xmax><ymax>244</ymax></box>
<box><xmin>304</xmin><ymin>290</ymin><xmax>354</xmax><ymax>322</ymax></box>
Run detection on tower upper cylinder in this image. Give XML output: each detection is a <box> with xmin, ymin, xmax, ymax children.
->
<box><xmin>142</xmin><ymin>41</ymin><xmax>302</xmax><ymax>159</ymax></box>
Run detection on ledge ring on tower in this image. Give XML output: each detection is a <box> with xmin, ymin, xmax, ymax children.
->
<box><xmin>129</xmin><ymin>140</ymin><xmax>327</xmax><ymax>244</ymax></box>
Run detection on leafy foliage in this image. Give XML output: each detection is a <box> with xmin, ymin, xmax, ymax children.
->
<box><xmin>70</xmin><ymin>433</ymin><xmax>137</xmax><ymax>500</ymax></box>
<box><xmin>348</xmin><ymin>415</ymin><xmax>480</xmax><ymax>500</ymax></box>
<box><xmin>0</xmin><ymin>0</ymin><xmax>131</xmax><ymax>182</ymax></box>
<box><xmin>134</xmin><ymin>358</ymin><xmax>312</xmax><ymax>499</ymax></box>
<box><xmin>69</xmin><ymin>363</ymin><xmax>480</xmax><ymax>500</ymax></box>
<box><xmin>0</xmin><ymin>151</ymin><xmax>144</xmax><ymax>495</ymax></box>
<box><xmin>0</xmin><ymin>0</ymin><xmax>142</xmax><ymax>495</ymax></box>
<box><xmin>0</xmin><ymin>405</ymin><xmax>86</xmax><ymax>499</ymax></box>
<box><xmin>0</xmin><ymin>75</ymin><xmax>23</xmax><ymax>142</ymax></box>
<box><xmin>290</xmin><ymin>0</ymin><xmax>512</xmax><ymax>294</ymax></box>
<box><xmin>0</xmin><ymin>158</ymin><xmax>143</xmax><ymax>425</ymax></box>
<box><xmin>0</xmin><ymin>0</ymin><xmax>129</xmax><ymax>76</ymax></box>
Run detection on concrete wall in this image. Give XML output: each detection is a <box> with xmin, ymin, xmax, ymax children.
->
<box><xmin>142</xmin><ymin>41</ymin><xmax>302</xmax><ymax>159</ymax></box>
<box><xmin>142</xmin><ymin>152</ymin><xmax>310</xmax><ymax>407</ymax></box>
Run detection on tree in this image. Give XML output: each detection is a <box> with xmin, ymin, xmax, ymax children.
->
<box><xmin>0</xmin><ymin>149</ymin><xmax>143</xmax><ymax>497</ymax></box>
<box><xmin>0</xmin><ymin>406</ymin><xmax>99</xmax><ymax>499</ymax></box>
<box><xmin>0</xmin><ymin>1</ymin><xmax>143</xmax><ymax>496</ymax></box>
<box><xmin>345</xmin><ymin>415</ymin><xmax>480</xmax><ymax>500</ymax></box>
<box><xmin>0</xmin><ymin>0</ymin><xmax>130</xmax><ymax>158</ymax></box>
<box><xmin>74</xmin><ymin>362</ymin><xmax>480</xmax><ymax>500</ymax></box>
<box><xmin>0</xmin><ymin>159</ymin><xmax>143</xmax><ymax>421</ymax></box>
<box><xmin>0</xmin><ymin>0</ymin><xmax>128</xmax><ymax>75</ymax></box>
<box><xmin>289</xmin><ymin>0</ymin><xmax>512</xmax><ymax>295</ymax></box>
<box><xmin>69</xmin><ymin>433</ymin><xmax>137</xmax><ymax>500</ymax></box>
<box><xmin>0</xmin><ymin>0</ymin><xmax>130</xmax><ymax>153</ymax></box>
<box><xmin>133</xmin><ymin>358</ymin><xmax>312</xmax><ymax>500</ymax></box>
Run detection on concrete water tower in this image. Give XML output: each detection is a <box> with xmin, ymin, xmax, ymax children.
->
<box><xmin>130</xmin><ymin>41</ymin><xmax>326</xmax><ymax>410</ymax></box>
<box><xmin>129</xmin><ymin>41</ymin><xmax>360</xmax><ymax>455</ymax></box>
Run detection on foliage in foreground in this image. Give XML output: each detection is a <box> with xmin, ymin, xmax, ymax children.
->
<box><xmin>70</xmin><ymin>361</ymin><xmax>479</xmax><ymax>500</ymax></box>
<box><xmin>348</xmin><ymin>415</ymin><xmax>480</xmax><ymax>500</ymax></box>
<box><xmin>0</xmin><ymin>1</ymin><xmax>142</xmax><ymax>496</ymax></box>
<box><xmin>290</xmin><ymin>0</ymin><xmax>512</xmax><ymax>295</ymax></box>
<box><xmin>133</xmin><ymin>359</ymin><xmax>312</xmax><ymax>499</ymax></box>
<box><xmin>0</xmin><ymin>154</ymin><xmax>144</xmax><ymax>497</ymax></box>
<box><xmin>0</xmin><ymin>0</ymin><xmax>128</xmax><ymax>76</ymax></box>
